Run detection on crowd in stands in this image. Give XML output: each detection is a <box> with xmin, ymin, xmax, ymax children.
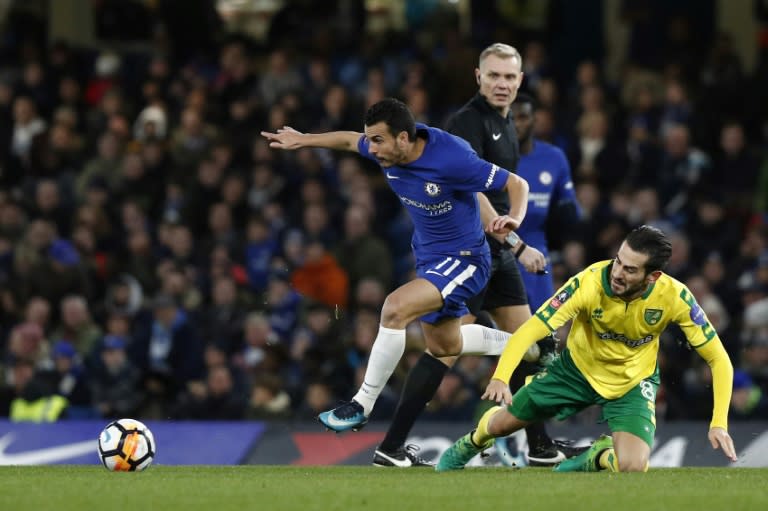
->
<box><xmin>1</xmin><ymin>2</ymin><xmax>768</xmax><ymax>423</ymax></box>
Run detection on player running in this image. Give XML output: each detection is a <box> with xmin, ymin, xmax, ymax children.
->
<box><xmin>262</xmin><ymin>98</ymin><xmax>529</xmax><ymax>436</ymax></box>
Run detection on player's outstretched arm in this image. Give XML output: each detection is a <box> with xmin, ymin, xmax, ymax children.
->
<box><xmin>482</xmin><ymin>317</ymin><xmax>551</xmax><ymax>405</ymax></box>
<box><xmin>260</xmin><ymin>126</ymin><xmax>362</xmax><ymax>152</ymax></box>
<box><xmin>692</xmin><ymin>335</ymin><xmax>737</xmax><ymax>461</ymax></box>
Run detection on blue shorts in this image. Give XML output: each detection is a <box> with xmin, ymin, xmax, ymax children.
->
<box><xmin>416</xmin><ymin>253</ymin><xmax>491</xmax><ymax>324</ymax></box>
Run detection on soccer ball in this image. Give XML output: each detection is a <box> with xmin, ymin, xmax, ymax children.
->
<box><xmin>98</xmin><ymin>418</ymin><xmax>156</xmax><ymax>471</ymax></box>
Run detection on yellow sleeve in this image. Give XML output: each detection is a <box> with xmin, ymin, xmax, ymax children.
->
<box><xmin>491</xmin><ymin>316</ymin><xmax>551</xmax><ymax>383</ymax></box>
<box><xmin>695</xmin><ymin>336</ymin><xmax>734</xmax><ymax>430</ymax></box>
<box><xmin>492</xmin><ymin>274</ymin><xmax>585</xmax><ymax>383</ymax></box>
<box><xmin>674</xmin><ymin>284</ymin><xmax>733</xmax><ymax>430</ymax></box>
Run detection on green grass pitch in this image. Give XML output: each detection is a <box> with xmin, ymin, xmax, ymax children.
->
<box><xmin>0</xmin><ymin>466</ymin><xmax>765</xmax><ymax>511</ymax></box>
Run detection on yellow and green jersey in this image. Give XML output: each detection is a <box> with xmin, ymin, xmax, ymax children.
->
<box><xmin>492</xmin><ymin>259</ymin><xmax>734</xmax><ymax>429</ymax></box>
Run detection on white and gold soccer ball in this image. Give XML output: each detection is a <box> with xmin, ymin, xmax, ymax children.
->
<box><xmin>98</xmin><ymin>418</ymin><xmax>156</xmax><ymax>471</ymax></box>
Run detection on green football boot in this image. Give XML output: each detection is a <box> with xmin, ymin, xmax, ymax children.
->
<box><xmin>552</xmin><ymin>434</ymin><xmax>614</xmax><ymax>472</ymax></box>
<box><xmin>435</xmin><ymin>432</ymin><xmax>493</xmax><ymax>472</ymax></box>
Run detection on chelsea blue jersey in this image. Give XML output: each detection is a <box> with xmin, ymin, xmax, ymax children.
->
<box><xmin>515</xmin><ymin>139</ymin><xmax>579</xmax><ymax>257</ymax></box>
<box><xmin>357</xmin><ymin>123</ymin><xmax>510</xmax><ymax>258</ymax></box>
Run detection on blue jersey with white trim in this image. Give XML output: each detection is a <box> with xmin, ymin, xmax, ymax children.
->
<box><xmin>515</xmin><ymin>139</ymin><xmax>579</xmax><ymax>258</ymax></box>
<box><xmin>357</xmin><ymin>123</ymin><xmax>511</xmax><ymax>258</ymax></box>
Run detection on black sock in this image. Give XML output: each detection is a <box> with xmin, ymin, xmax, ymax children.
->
<box><xmin>524</xmin><ymin>421</ymin><xmax>553</xmax><ymax>450</ymax></box>
<box><xmin>510</xmin><ymin>358</ymin><xmax>553</xmax><ymax>450</ymax></box>
<box><xmin>379</xmin><ymin>353</ymin><xmax>449</xmax><ymax>453</ymax></box>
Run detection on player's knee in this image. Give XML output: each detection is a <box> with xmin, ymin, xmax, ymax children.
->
<box><xmin>617</xmin><ymin>456</ymin><xmax>648</xmax><ymax>472</ymax></box>
<box><xmin>380</xmin><ymin>295</ymin><xmax>408</xmax><ymax>327</ymax></box>
<box><xmin>428</xmin><ymin>343</ymin><xmax>459</xmax><ymax>357</ymax></box>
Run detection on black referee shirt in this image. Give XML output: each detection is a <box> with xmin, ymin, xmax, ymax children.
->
<box><xmin>445</xmin><ymin>92</ymin><xmax>520</xmax><ymax>217</ymax></box>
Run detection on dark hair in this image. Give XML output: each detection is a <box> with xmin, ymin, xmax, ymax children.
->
<box><xmin>513</xmin><ymin>92</ymin><xmax>537</xmax><ymax>110</ymax></box>
<box><xmin>625</xmin><ymin>225</ymin><xmax>672</xmax><ymax>273</ymax></box>
<box><xmin>364</xmin><ymin>98</ymin><xmax>416</xmax><ymax>141</ymax></box>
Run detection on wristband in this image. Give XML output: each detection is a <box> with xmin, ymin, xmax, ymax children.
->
<box><xmin>514</xmin><ymin>242</ymin><xmax>527</xmax><ymax>258</ymax></box>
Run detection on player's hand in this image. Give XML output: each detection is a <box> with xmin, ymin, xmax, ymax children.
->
<box><xmin>482</xmin><ymin>378</ymin><xmax>513</xmax><ymax>406</ymax></box>
<box><xmin>516</xmin><ymin>244</ymin><xmax>547</xmax><ymax>273</ymax></box>
<box><xmin>708</xmin><ymin>427</ymin><xmax>737</xmax><ymax>462</ymax></box>
<box><xmin>260</xmin><ymin>126</ymin><xmax>304</xmax><ymax>150</ymax></box>
<box><xmin>486</xmin><ymin>215</ymin><xmax>519</xmax><ymax>234</ymax></box>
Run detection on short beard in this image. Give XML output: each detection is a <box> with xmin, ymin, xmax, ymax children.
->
<box><xmin>615</xmin><ymin>282</ymin><xmax>648</xmax><ymax>299</ymax></box>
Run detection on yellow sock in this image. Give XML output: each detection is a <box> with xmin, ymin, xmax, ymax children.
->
<box><xmin>598</xmin><ymin>448</ymin><xmax>619</xmax><ymax>472</ymax></box>
<box><xmin>471</xmin><ymin>405</ymin><xmax>501</xmax><ymax>447</ymax></box>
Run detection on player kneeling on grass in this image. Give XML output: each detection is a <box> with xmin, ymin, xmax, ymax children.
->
<box><xmin>437</xmin><ymin>225</ymin><xmax>738</xmax><ymax>472</ymax></box>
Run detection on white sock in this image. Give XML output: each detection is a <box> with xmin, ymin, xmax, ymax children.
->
<box><xmin>352</xmin><ymin>325</ymin><xmax>406</xmax><ymax>416</ymax></box>
<box><xmin>459</xmin><ymin>324</ymin><xmax>511</xmax><ymax>356</ymax></box>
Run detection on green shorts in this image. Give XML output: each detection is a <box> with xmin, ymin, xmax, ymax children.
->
<box><xmin>508</xmin><ymin>349</ymin><xmax>659</xmax><ymax>447</ymax></box>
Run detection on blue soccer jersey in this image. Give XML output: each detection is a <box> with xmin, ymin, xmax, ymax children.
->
<box><xmin>357</xmin><ymin>123</ymin><xmax>511</xmax><ymax>323</ymax></box>
<box><xmin>515</xmin><ymin>139</ymin><xmax>580</xmax><ymax>309</ymax></box>
<box><xmin>357</xmin><ymin>124</ymin><xmax>510</xmax><ymax>259</ymax></box>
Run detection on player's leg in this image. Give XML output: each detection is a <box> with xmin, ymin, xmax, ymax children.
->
<box><xmin>554</xmin><ymin>372</ymin><xmax>658</xmax><ymax>472</ymax></box>
<box><xmin>603</xmin><ymin>375</ymin><xmax>657</xmax><ymax>472</ymax></box>
<box><xmin>437</xmin><ymin>349</ymin><xmax>592</xmax><ymax>471</ymax></box>
<box><xmin>318</xmin><ymin>278</ymin><xmax>444</xmax><ymax>432</ymax></box>
<box><xmin>611</xmin><ymin>432</ymin><xmax>651</xmax><ymax>472</ymax></box>
<box><xmin>375</xmin><ymin>285</ymin><xmax>526</xmax><ymax>463</ymax></box>
<box><xmin>323</xmin><ymin>253</ymin><xmax>492</xmax><ymax>433</ymax></box>
<box><xmin>373</xmin><ymin>256</ymin><xmax>498</xmax><ymax>461</ymax></box>
<box><xmin>373</xmin><ymin>347</ymin><xmax>454</xmax><ymax>466</ymax></box>
<box><xmin>488</xmin><ymin>250</ymin><xmax>574</xmax><ymax>465</ymax></box>
<box><xmin>435</xmin><ymin>404</ymin><xmax>531</xmax><ymax>472</ymax></box>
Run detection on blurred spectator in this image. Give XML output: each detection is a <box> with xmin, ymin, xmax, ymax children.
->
<box><xmin>171</xmin><ymin>364</ymin><xmax>246</xmax><ymax>420</ymax></box>
<box><xmin>568</xmin><ymin>110</ymin><xmax>627</xmax><ymax>190</ymax></box>
<box><xmin>259</xmin><ymin>49</ymin><xmax>303</xmax><ymax>106</ymax></box>
<box><xmin>23</xmin><ymin>237</ymin><xmax>93</xmax><ymax>307</ymax></box>
<box><xmin>131</xmin><ymin>293</ymin><xmax>204</xmax><ymax>414</ymax></box>
<box><xmin>199</xmin><ymin>275</ymin><xmax>246</xmax><ymax>354</ymax></box>
<box><xmin>335</xmin><ymin>204</ymin><xmax>393</xmax><ymax>298</ymax></box>
<box><xmin>5</xmin><ymin>359</ymin><xmax>68</xmax><ymax>422</ymax></box>
<box><xmin>740</xmin><ymin>297</ymin><xmax>768</xmax><ymax>385</ymax></box>
<box><xmin>170</xmin><ymin>107</ymin><xmax>218</xmax><ymax>171</ymax></box>
<box><xmin>22</xmin><ymin>296</ymin><xmax>52</xmax><ymax>332</ymax></box>
<box><xmin>245</xmin><ymin>216</ymin><xmax>278</xmax><ymax>294</ymax></box>
<box><xmin>90</xmin><ymin>335</ymin><xmax>143</xmax><ymax>418</ymax></box>
<box><xmin>658</xmin><ymin>123</ymin><xmax>711</xmax><ymax>217</ymax></box>
<box><xmin>296</xmin><ymin>380</ymin><xmax>335</xmax><ymax>420</ymax></box>
<box><xmin>5</xmin><ymin>322</ymin><xmax>48</xmax><ymax>367</ymax></box>
<box><xmin>290</xmin><ymin>240</ymin><xmax>349</xmax><ymax>309</ymax></box>
<box><xmin>51</xmin><ymin>295</ymin><xmax>102</xmax><ymax>356</ymax></box>
<box><xmin>0</xmin><ymin>360</ymin><xmax>35</xmax><ymax>416</ymax></box>
<box><xmin>266</xmin><ymin>269</ymin><xmax>302</xmax><ymax>341</ymax></box>
<box><xmin>11</xmin><ymin>96</ymin><xmax>46</xmax><ymax>166</ymax></box>
<box><xmin>713</xmin><ymin>121</ymin><xmax>759</xmax><ymax>214</ymax></box>
<box><xmin>730</xmin><ymin>370</ymin><xmax>768</xmax><ymax>420</ymax></box>
<box><xmin>33</xmin><ymin>340</ymin><xmax>93</xmax><ymax>417</ymax></box>
<box><xmin>247</xmin><ymin>373</ymin><xmax>292</xmax><ymax>420</ymax></box>
<box><xmin>421</xmin><ymin>371</ymin><xmax>478</xmax><ymax>421</ymax></box>
<box><xmin>29</xmin><ymin>179</ymin><xmax>71</xmax><ymax>235</ymax></box>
